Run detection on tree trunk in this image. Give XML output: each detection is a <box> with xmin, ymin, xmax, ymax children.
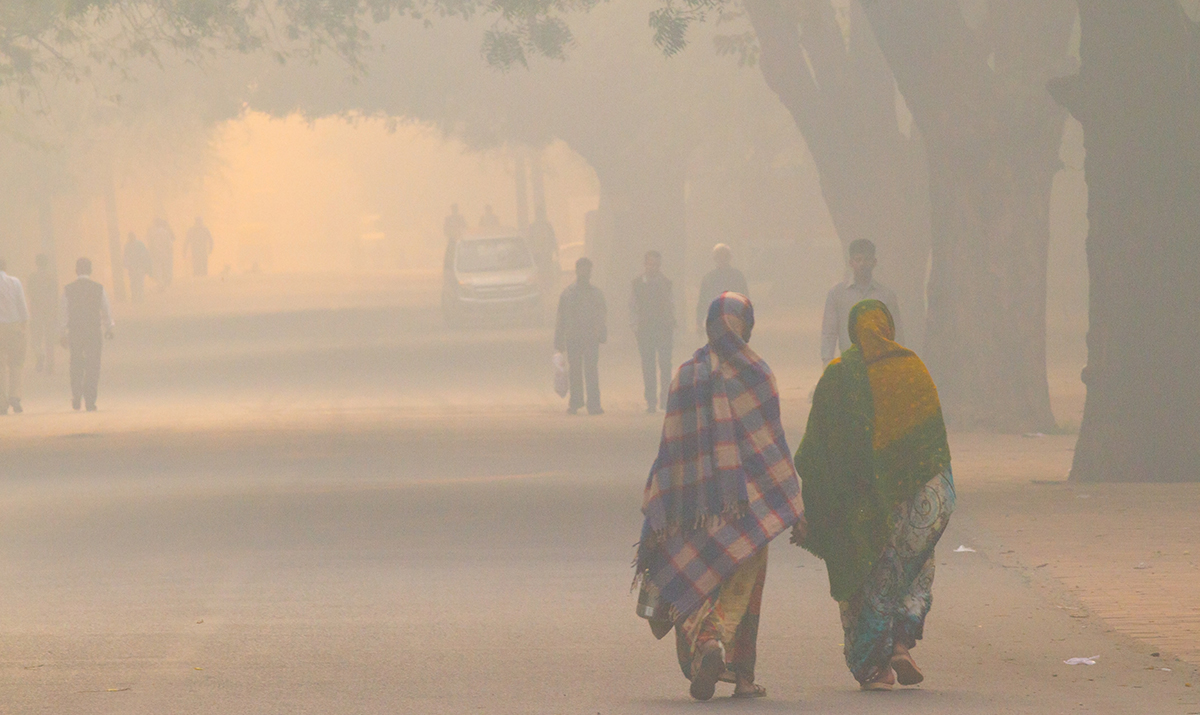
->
<box><xmin>1051</xmin><ymin>1</ymin><xmax>1200</xmax><ymax>482</ymax></box>
<box><xmin>745</xmin><ymin>0</ymin><xmax>931</xmax><ymax>346</ymax></box>
<box><xmin>861</xmin><ymin>0</ymin><xmax>1075</xmax><ymax>431</ymax></box>
<box><xmin>589</xmin><ymin>156</ymin><xmax>688</xmax><ymax>306</ymax></box>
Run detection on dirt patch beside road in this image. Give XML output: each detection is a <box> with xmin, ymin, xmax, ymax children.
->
<box><xmin>952</xmin><ymin>432</ymin><xmax>1200</xmax><ymax>668</ymax></box>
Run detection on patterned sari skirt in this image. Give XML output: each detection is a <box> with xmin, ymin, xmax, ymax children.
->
<box><xmin>674</xmin><ymin>545</ymin><xmax>768</xmax><ymax>683</ymax></box>
<box><xmin>840</xmin><ymin>468</ymin><xmax>956</xmax><ymax>684</ymax></box>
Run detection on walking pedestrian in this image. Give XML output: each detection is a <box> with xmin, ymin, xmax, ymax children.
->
<box><xmin>793</xmin><ymin>299</ymin><xmax>954</xmax><ymax>690</ymax></box>
<box><xmin>821</xmin><ymin>239</ymin><xmax>904</xmax><ymax>364</ymax></box>
<box><xmin>184</xmin><ymin>217</ymin><xmax>214</xmax><ymax>277</ymax></box>
<box><xmin>124</xmin><ymin>233</ymin><xmax>152</xmax><ymax>304</ymax></box>
<box><xmin>26</xmin><ymin>253</ymin><xmax>58</xmax><ymax>375</ymax></box>
<box><xmin>62</xmin><ymin>258</ymin><xmax>115</xmax><ymax>412</ymax></box>
<box><xmin>636</xmin><ymin>293</ymin><xmax>805</xmax><ymax>701</ymax></box>
<box><xmin>0</xmin><ymin>258</ymin><xmax>29</xmax><ymax>414</ymax></box>
<box><xmin>695</xmin><ymin>244</ymin><xmax>748</xmax><ymax>333</ymax></box>
<box><xmin>553</xmin><ymin>257</ymin><xmax>606</xmax><ymax>415</ymax></box>
<box><xmin>630</xmin><ymin>250</ymin><xmax>675</xmax><ymax>412</ymax></box>
<box><xmin>478</xmin><ymin>204</ymin><xmax>501</xmax><ymax>230</ymax></box>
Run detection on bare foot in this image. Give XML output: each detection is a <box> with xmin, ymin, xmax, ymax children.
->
<box><xmin>733</xmin><ymin>676</ymin><xmax>767</xmax><ymax>699</ymax></box>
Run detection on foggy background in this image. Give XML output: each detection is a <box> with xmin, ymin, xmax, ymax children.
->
<box><xmin>4</xmin><ymin>1</ymin><xmax>1196</xmax><ymax>713</ymax></box>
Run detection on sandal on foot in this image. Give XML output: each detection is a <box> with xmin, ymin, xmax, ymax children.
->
<box><xmin>860</xmin><ymin>669</ymin><xmax>894</xmax><ymax>691</ymax></box>
<box><xmin>689</xmin><ymin>643</ymin><xmax>726</xmax><ymax>701</ymax></box>
<box><xmin>890</xmin><ymin>653</ymin><xmax>924</xmax><ymax>685</ymax></box>
<box><xmin>732</xmin><ymin>683</ymin><xmax>767</xmax><ymax>699</ymax></box>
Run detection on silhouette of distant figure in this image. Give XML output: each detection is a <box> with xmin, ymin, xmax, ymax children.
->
<box><xmin>555</xmin><ymin>257</ymin><xmax>607</xmax><ymax>415</ymax></box>
<box><xmin>820</xmin><ymin>239</ymin><xmax>904</xmax><ymax>365</ymax></box>
<box><xmin>61</xmin><ymin>258</ymin><xmax>114</xmax><ymax>412</ymax></box>
<box><xmin>479</xmin><ymin>205</ymin><xmax>501</xmax><ymax>230</ymax></box>
<box><xmin>0</xmin><ymin>258</ymin><xmax>29</xmax><ymax>414</ymax></box>
<box><xmin>185</xmin><ymin>217</ymin><xmax>214</xmax><ymax>277</ymax></box>
<box><xmin>147</xmin><ymin>218</ymin><xmax>176</xmax><ymax>288</ymax></box>
<box><xmin>124</xmin><ymin>233</ymin><xmax>152</xmax><ymax>304</ymax></box>
<box><xmin>443</xmin><ymin>203</ymin><xmax>467</xmax><ymax>276</ymax></box>
<box><xmin>696</xmin><ymin>244</ymin><xmax>748</xmax><ymax>332</ymax></box>
<box><xmin>630</xmin><ymin>250</ymin><xmax>675</xmax><ymax>412</ymax></box>
<box><xmin>27</xmin><ymin>253</ymin><xmax>58</xmax><ymax>375</ymax></box>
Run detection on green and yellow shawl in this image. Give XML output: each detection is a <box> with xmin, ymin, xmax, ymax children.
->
<box><xmin>795</xmin><ymin>300</ymin><xmax>950</xmax><ymax>601</ymax></box>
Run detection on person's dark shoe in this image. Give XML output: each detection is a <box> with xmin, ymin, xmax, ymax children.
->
<box><xmin>567</xmin><ymin>406</ymin><xmax>580</xmax><ymax>415</ymax></box>
<box><xmin>0</xmin><ymin>406</ymin><xmax>7</xmax><ymax>415</ymax></box>
<box><xmin>86</xmin><ymin>403</ymin><xmax>98</xmax><ymax>412</ymax></box>
<box><xmin>646</xmin><ymin>405</ymin><xmax>656</xmax><ymax>413</ymax></box>
<box><xmin>72</xmin><ymin>396</ymin><xmax>82</xmax><ymax>411</ymax></box>
<box><xmin>10</xmin><ymin>399</ymin><xmax>21</xmax><ymax>414</ymax></box>
<box><xmin>588</xmin><ymin>408</ymin><xmax>605</xmax><ymax>416</ymax></box>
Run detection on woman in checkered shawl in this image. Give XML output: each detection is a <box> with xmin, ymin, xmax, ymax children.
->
<box><xmin>636</xmin><ymin>292</ymin><xmax>805</xmax><ymax>701</ymax></box>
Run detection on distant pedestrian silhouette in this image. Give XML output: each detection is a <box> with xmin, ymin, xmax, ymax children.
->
<box><xmin>554</xmin><ymin>257</ymin><xmax>607</xmax><ymax>415</ymax></box>
<box><xmin>124</xmin><ymin>233</ymin><xmax>152</xmax><ymax>304</ymax></box>
<box><xmin>630</xmin><ymin>250</ymin><xmax>675</xmax><ymax>412</ymax></box>
<box><xmin>820</xmin><ymin>239</ymin><xmax>904</xmax><ymax>365</ymax></box>
<box><xmin>478</xmin><ymin>205</ymin><xmax>501</xmax><ymax>230</ymax></box>
<box><xmin>0</xmin><ymin>258</ymin><xmax>29</xmax><ymax>414</ymax></box>
<box><xmin>185</xmin><ymin>217</ymin><xmax>214</xmax><ymax>277</ymax></box>
<box><xmin>695</xmin><ymin>244</ymin><xmax>748</xmax><ymax>332</ymax></box>
<box><xmin>62</xmin><ymin>258</ymin><xmax>114</xmax><ymax>412</ymax></box>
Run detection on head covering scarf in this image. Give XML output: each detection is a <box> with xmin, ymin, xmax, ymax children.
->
<box><xmin>637</xmin><ymin>293</ymin><xmax>804</xmax><ymax>619</ymax></box>
<box><xmin>795</xmin><ymin>299</ymin><xmax>950</xmax><ymax>601</ymax></box>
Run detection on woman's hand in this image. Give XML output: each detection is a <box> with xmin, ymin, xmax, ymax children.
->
<box><xmin>790</xmin><ymin>513</ymin><xmax>809</xmax><ymax>546</ymax></box>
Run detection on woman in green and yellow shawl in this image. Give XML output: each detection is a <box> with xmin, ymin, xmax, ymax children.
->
<box><xmin>793</xmin><ymin>299</ymin><xmax>955</xmax><ymax>690</ymax></box>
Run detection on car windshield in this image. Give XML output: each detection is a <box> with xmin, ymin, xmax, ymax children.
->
<box><xmin>456</xmin><ymin>237</ymin><xmax>533</xmax><ymax>273</ymax></box>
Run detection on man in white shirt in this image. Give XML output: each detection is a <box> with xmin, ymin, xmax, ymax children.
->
<box><xmin>821</xmin><ymin>239</ymin><xmax>905</xmax><ymax>364</ymax></box>
<box><xmin>0</xmin><ymin>258</ymin><xmax>30</xmax><ymax>414</ymax></box>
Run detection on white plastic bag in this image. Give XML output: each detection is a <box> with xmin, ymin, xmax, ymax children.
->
<box><xmin>553</xmin><ymin>352</ymin><xmax>569</xmax><ymax>398</ymax></box>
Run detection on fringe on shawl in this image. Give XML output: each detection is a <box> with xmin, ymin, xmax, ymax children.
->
<box><xmin>632</xmin><ymin>501</ymin><xmax>749</xmax><ymax>590</ymax></box>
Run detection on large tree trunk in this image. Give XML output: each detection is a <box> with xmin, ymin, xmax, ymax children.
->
<box><xmin>861</xmin><ymin>0</ymin><xmax>1075</xmax><ymax>432</ymax></box>
<box><xmin>1051</xmin><ymin>1</ymin><xmax>1200</xmax><ymax>482</ymax></box>
<box><xmin>745</xmin><ymin>0</ymin><xmax>931</xmax><ymax>346</ymax></box>
<box><xmin>588</xmin><ymin>154</ymin><xmax>688</xmax><ymax>307</ymax></box>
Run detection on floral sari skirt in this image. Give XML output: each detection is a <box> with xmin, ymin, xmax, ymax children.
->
<box><xmin>674</xmin><ymin>545</ymin><xmax>768</xmax><ymax>683</ymax></box>
<box><xmin>840</xmin><ymin>468</ymin><xmax>956</xmax><ymax>684</ymax></box>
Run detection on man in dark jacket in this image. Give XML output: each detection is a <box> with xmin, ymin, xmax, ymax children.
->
<box><xmin>696</xmin><ymin>243</ymin><xmax>749</xmax><ymax>332</ymax></box>
<box><xmin>554</xmin><ymin>257</ymin><xmax>607</xmax><ymax>415</ymax></box>
<box><xmin>630</xmin><ymin>250</ymin><xmax>676</xmax><ymax>412</ymax></box>
<box><xmin>61</xmin><ymin>258</ymin><xmax>114</xmax><ymax>411</ymax></box>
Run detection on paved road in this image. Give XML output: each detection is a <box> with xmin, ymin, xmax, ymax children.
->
<box><xmin>0</xmin><ymin>282</ymin><xmax>1196</xmax><ymax>713</ymax></box>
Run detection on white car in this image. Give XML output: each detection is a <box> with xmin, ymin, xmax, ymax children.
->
<box><xmin>442</xmin><ymin>232</ymin><xmax>543</xmax><ymax>326</ymax></box>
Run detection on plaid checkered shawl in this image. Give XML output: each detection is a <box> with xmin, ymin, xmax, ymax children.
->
<box><xmin>636</xmin><ymin>293</ymin><xmax>803</xmax><ymax>619</ymax></box>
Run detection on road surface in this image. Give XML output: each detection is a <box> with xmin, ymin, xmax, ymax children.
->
<box><xmin>0</xmin><ymin>274</ymin><xmax>1195</xmax><ymax>713</ymax></box>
